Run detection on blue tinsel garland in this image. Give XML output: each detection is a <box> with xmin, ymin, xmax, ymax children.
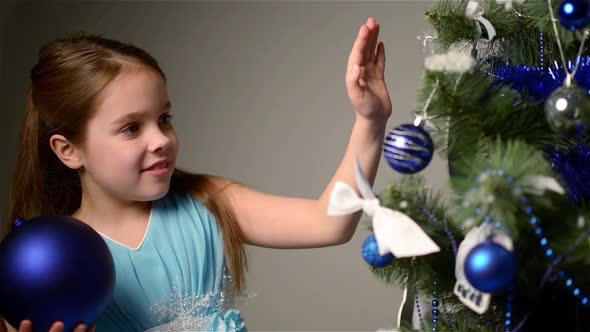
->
<box><xmin>484</xmin><ymin>58</ymin><xmax>590</xmax><ymax>203</ymax></box>
<box><xmin>547</xmin><ymin>143</ymin><xmax>590</xmax><ymax>203</ymax></box>
<box><xmin>489</xmin><ymin>57</ymin><xmax>590</xmax><ymax>102</ymax></box>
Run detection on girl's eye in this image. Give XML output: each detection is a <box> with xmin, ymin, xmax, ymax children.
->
<box><xmin>122</xmin><ymin>124</ymin><xmax>139</xmax><ymax>135</ymax></box>
<box><xmin>159</xmin><ymin>113</ymin><xmax>173</xmax><ymax>125</ymax></box>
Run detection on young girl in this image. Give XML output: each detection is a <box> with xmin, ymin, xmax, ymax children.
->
<box><xmin>2</xmin><ymin>16</ymin><xmax>391</xmax><ymax>332</ymax></box>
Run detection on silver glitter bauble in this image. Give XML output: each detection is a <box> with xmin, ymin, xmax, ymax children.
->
<box><xmin>544</xmin><ymin>84</ymin><xmax>590</xmax><ymax>136</ymax></box>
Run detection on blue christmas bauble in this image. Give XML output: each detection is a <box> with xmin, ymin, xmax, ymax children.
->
<box><xmin>362</xmin><ymin>234</ymin><xmax>395</xmax><ymax>268</ymax></box>
<box><xmin>383</xmin><ymin>124</ymin><xmax>433</xmax><ymax>174</ymax></box>
<box><xmin>0</xmin><ymin>216</ymin><xmax>116</xmax><ymax>332</ymax></box>
<box><xmin>464</xmin><ymin>241</ymin><xmax>517</xmax><ymax>294</ymax></box>
<box><xmin>558</xmin><ymin>0</ymin><xmax>590</xmax><ymax>31</ymax></box>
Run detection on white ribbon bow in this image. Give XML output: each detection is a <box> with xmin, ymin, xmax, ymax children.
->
<box><xmin>326</xmin><ymin>153</ymin><xmax>440</xmax><ymax>258</ymax></box>
<box><xmin>466</xmin><ymin>0</ymin><xmax>496</xmax><ymax>41</ymax></box>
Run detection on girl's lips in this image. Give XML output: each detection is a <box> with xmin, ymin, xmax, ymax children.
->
<box><xmin>142</xmin><ymin>162</ymin><xmax>171</xmax><ymax>176</ymax></box>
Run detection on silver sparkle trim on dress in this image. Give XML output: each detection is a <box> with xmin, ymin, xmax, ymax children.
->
<box><xmin>146</xmin><ymin>270</ymin><xmax>256</xmax><ymax>331</ymax></box>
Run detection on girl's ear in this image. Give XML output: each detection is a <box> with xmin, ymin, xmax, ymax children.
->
<box><xmin>49</xmin><ymin>134</ymin><xmax>84</xmax><ymax>170</ymax></box>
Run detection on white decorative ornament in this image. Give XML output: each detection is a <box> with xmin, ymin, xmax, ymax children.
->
<box><xmin>496</xmin><ymin>0</ymin><xmax>525</xmax><ymax>11</ymax></box>
<box><xmin>326</xmin><ymin>153</ymin><xmax>440</xmax><ymax>258</ymax></box>
<box><xmin>578</xmin><ymin>216</ymin><xmax>586</xmax><ymax>229</ymax></box>
<box><xmin>424</xmin><ymin>50</ymin><xmax>476</xmax><ymax>74</ymax></box>
<box><xmin>466</xmin><ymin>0</ymin><xmax>497</xmax><ymax>41</ymax></box>
<box><xmin>521</xmin><ymin>175</ymin><xmax>565</xmax><ymax>195</ymax></box>
<box><xmin>453</xmin><ymin>223</ymin><xmax>493</xmax><ymax>314</ymax></box>
<box><xmin>453</xmin><ymin>222</ymin><xmax>514</xmax><ymax>314</ymax></box>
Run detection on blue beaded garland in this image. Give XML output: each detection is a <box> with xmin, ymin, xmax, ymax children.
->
<box><xmin>546</xmin><ymin>249</ymin><xmax>554</xmax><ymax>257</ymax></box>
<box><xmin>479</xmin><ymin>167</ymin><xmax>590</xmax><ymax>307</ymax></box>
<box><xmin>431</xmin><ymin>276</ymin><xmax>440</xmax><ymax>332</ymax></box>
<box><xmin>558</xmin><ymin>0</ymin><xmax>590</xmax><ymax>31</ymax></box>
<box><xmin>383</xmin><ymin>123</ymin><xmax>433</xmax><ymax>174</ymax></box>
<box><xmin>505</xmin><ymin>292</ymin><xmax>514</xmax><ymax>332</ymax></box>
<box><xmin>464</xmin><ymin>241</ymin><xmax>518</xmax><ymax>294</ymax></box>
<box><xmin>558</xmin><ymin>272</ymin><xmax>590</xmax><ymax>307</ymax></box>
<box><xmin>361</xmin><ymin>234</ymin><xmax>395</xmax><ymax>268</ymax></box>
<box><xmin>415</xmin><ymin>294</ymin><xmax>425</xmax><ymax>331</ymax></box>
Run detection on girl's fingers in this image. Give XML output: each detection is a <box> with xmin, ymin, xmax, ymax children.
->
<box><xmin>73</xmin><ymin>324</ymin><xmax>88</xmax><ymax>332</ymax></box>
<box><xmin>347</xmin><ymin>64</ymin><xmax>360</xmax><ymax>87</ymax></box>
<box><xmin>358</xmin><ymin>66</ymin><xmax>368</xmax><ymax>88</ymax></box>
<box><xmin>367</xmin><ymin>19</ymin><xmax>380</xmax><ymax>63</ymax></box>
<box><xmin>48</xmin><ymin>321</ymin><xmax>64</xmax><ymax>332</ymax></box>
<box><xmin>15</xmin><ymin>321</ymin><xmax>93</xmax><ymax>332</ymax></box>
<box><xmin>375</xmin><ymin>41</ymin><xmax>386</xmax><ymax>78</ymax></box>
<box><xmin>347</xmin><ymin>24</ymin><xmax>369</xmax><ymax>76</ymax></box>
<box><xmin>346</xmin><ymin>64</ymin><xmax>365</xmax><ymax>103</ymax></box>
<box><xmin>18</xmin><ymin>320</ymin><xmax>32</xmax><ymax>332</ymax></box>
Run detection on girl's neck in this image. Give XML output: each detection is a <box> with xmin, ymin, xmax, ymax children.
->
<box><xmin>72</xmin><ymin>192</ymin><xmax>152</xmax><ymax>230</ymax></box>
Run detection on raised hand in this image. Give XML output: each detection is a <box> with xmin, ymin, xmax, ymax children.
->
<box><xmin>346</xmin><ymin>17</ymin><xmax>392</xmax><ymax>124</ymax></box>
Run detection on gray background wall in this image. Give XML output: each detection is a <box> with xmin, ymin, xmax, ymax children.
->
<box><xmin>0</xmin><ymin>1</ymin><xmax>447</xmax><ymax>331</ymax></box>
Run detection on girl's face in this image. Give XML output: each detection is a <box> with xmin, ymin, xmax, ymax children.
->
<box><xmin>79</xmin><ymin>67</ymin><xmax>179</xmax><ymax>202</ymax></box>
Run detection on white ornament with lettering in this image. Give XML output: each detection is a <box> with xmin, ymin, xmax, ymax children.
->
<box><xmin>453</xmin><ymin>222</ymin><xmax>513</xmax><ymax>314</ymax></box>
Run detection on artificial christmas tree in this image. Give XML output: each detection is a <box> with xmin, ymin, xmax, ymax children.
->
<box><xmin>332</xmin><ymin>1</ymin><xmax>590</xmax><ymax>331</ymax></box>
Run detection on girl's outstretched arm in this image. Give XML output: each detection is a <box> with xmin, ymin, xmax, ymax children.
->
<box><xmin>213</xmin><ymin>17</ymin><xmax>391</xmax><ymax>249</ymax></box>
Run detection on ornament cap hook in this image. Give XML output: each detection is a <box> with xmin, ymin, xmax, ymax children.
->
<box><xmin>413</xmin><ymin>115</ymin><xmax>425</xmax><ymax>127</ymax></box>
<box><xmin>565</xmin><ymin>73</ymin><xmax>574</xmax><ymax>87</ymax></box>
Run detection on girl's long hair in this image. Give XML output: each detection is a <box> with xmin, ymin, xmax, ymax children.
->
<box><xmin>7</xmin><ymin>32</ymin><xmax>247</xmax><ymax>292</ymax></box>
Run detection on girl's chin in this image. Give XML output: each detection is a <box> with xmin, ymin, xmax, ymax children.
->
<box><xmin>137</xmin><ymin>183</ymin><xmax>171</xmax><ymax>201</ymax></box>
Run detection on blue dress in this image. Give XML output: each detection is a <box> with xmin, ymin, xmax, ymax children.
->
<box><xmin>93</xmin><ymin>191</ymin><xmax>246</xmax><ymax>332</ymax></box>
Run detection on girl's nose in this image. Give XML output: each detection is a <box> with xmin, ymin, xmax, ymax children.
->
<box><xmin>148</xmin><ymin>127</ymin><xmax>171</xmax><ymax>152</ymax></box>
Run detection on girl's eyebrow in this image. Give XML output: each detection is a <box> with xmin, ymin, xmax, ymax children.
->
<box><xmin>110</xmin><ymin>100</ymin><xmax>172</xmax><ymax>126</ymax></box>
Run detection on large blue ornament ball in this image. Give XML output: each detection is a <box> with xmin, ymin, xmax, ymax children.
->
<box><xmin>464</xmin><ymin>241</ymin><xmax>517</xmax><ymax>294</ymax></box>
<box><xmin>0</xmin><ymin>216</ymin><xmax>115</xmax><ymax>332</ymax></box>
<box><xmin>383</xmin><ymin>124</ymin><xmax>433</xmax><ymax>174</ymax></box>
<box><xmin>558</xmin><ymin>0</ymin><xmax>590</xmax><ymax>31</ymax></box>
<box><xmin>362</xmin><ymin>234</ymin><xmax>395</xmax><ymax>268</ymax></box>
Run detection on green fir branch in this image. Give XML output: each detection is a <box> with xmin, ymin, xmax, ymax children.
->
<box><xmin>448</xmin><ymin>139</ymin><xmax>590</xmax><ymax>321</ymax></box>
<box><xmin>370</xmin><ymin>176</ymin><xmax>459</xmax><ymax>292</ymax></box>
<box><xmin>425</xmin><ymin>0</ymin><xmax>590</xmax><ymax>68</ymax></box>
<box><xmin>370</xmin><ymin>176</ymin><xmax>510</xmax><ymax>330</ymax></box>
<box><xmin>417</xmin><ymin>69</ymin><xmax>571</xmax><ymax>163</ymax></box>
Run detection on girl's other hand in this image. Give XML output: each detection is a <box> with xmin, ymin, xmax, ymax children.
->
<box><xmin>17</xmin><ymin>320</ymin><xmax>95</xmax><ymax>332</ymax></box>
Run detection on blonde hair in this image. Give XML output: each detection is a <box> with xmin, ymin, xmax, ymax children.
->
<box><xmin>7</xmin><ymin>32</ymin><xmax>247</xmax><ymax>292</ymax></box>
